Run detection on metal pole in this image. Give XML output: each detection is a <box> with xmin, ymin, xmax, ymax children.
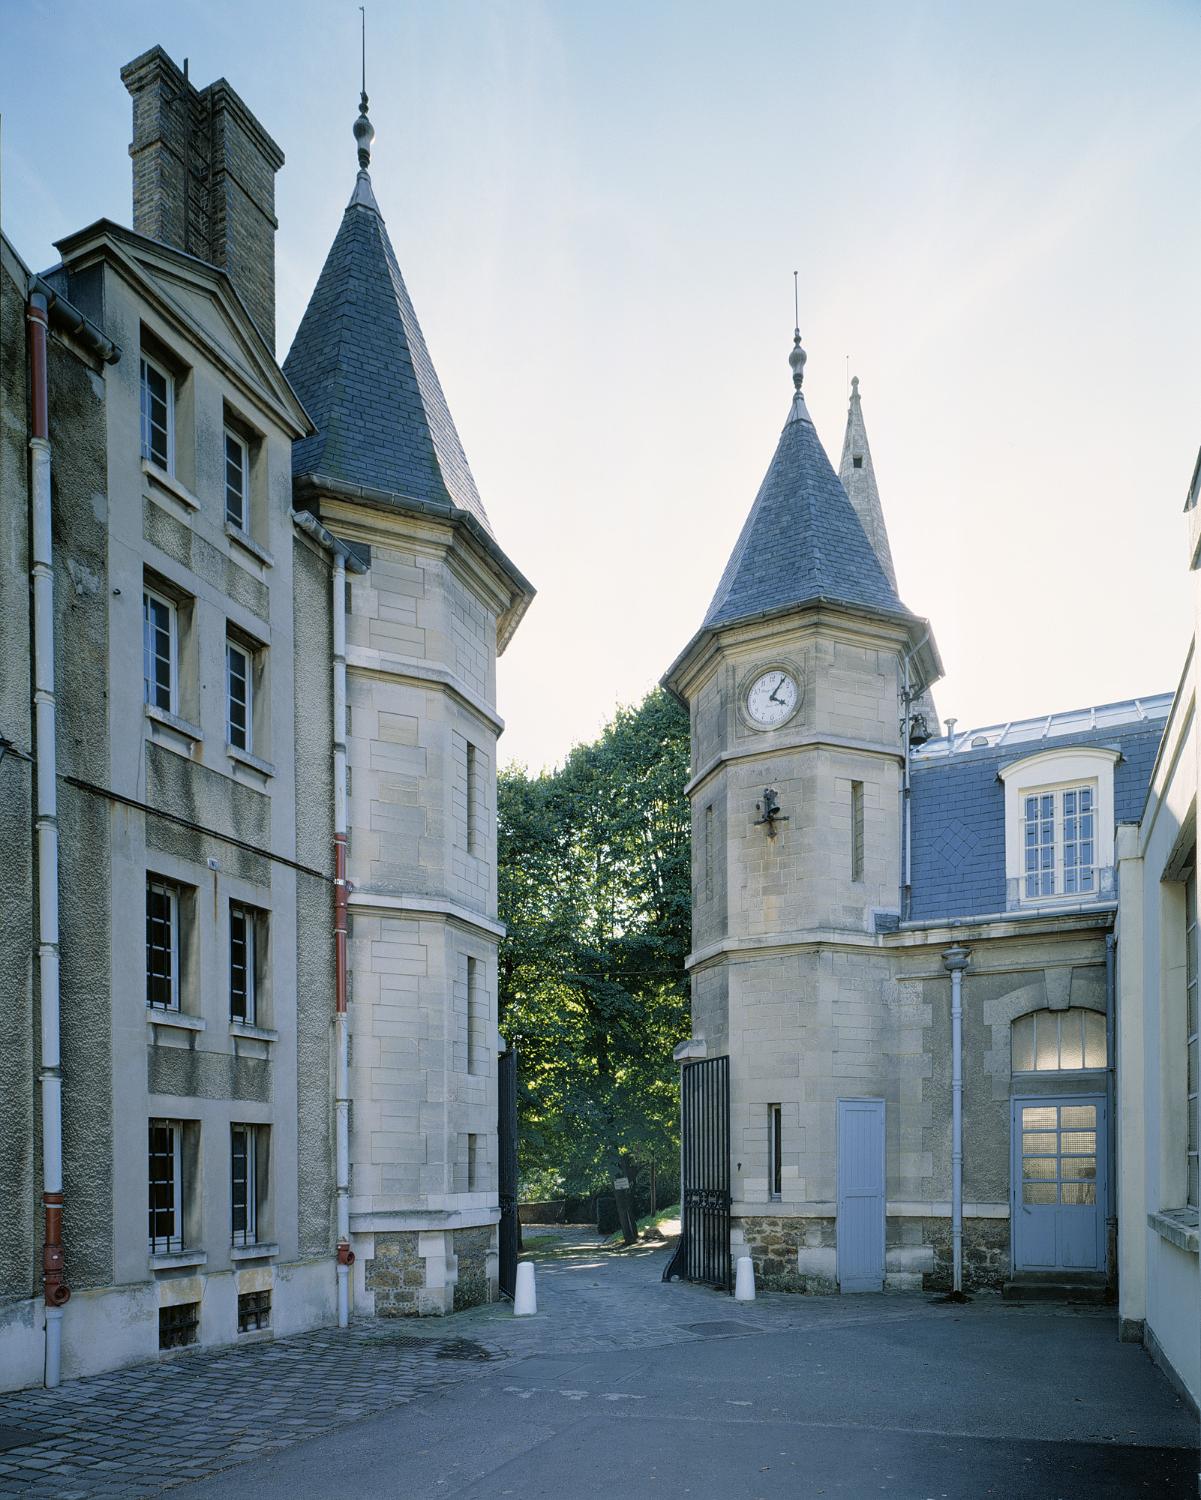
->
<box><xmin>332</xmin><ymin>553</ymin><xmax>352</xmax><ymax>1326</ymax></box>
<box><xmin>943</xmin><ymin>945</ymin><xmax>971</xmax><ymax>1296</ymax></box>
<box><xmin>1105</xmin><ymin>934</ymin><xmax>1117</xmax><ymax>1291</ymax></box>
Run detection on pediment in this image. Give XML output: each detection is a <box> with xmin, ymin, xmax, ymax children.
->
<box><xmin>56</xmin><ymin>221</ymin><xmax>310</xmax><ymax>438</ymax></box>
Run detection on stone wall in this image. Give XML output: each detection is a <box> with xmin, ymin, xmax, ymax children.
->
<box><xmin>364</xmin><ymin>1231</ymin><xmax>426</xmax><ymax>1317</ymax></box>
<box><xmin>452</xmin><ymin>1226</ymin><xmax>493</xmax><ymax>1311</ymax></box>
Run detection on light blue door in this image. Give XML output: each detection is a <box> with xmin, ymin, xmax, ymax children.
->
<box><xmin>837</xmin><ymin>1098</ymin><xmax>885</xmax><ymax>1293</ymax></box>
<box><xmin>1011</xmin><ymin>1096</ymin><xmax>1106</xmax><ymax>1273</ymax></box>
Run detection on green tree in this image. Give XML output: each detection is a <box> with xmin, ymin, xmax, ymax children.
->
<box><xmin>498</xmin><ymin>689</ymin><xmax>691</xmax><ymax>1243</ymax></box>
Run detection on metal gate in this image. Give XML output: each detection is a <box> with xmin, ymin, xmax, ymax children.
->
<box><xmin>497</xmin><ymin>1045</ymin><xmax>519</xmax><ymax>1299</ymax></box>
<box><xmin>663</xmin><ymin>1054</ymin><xmax>731</xmax><ymax>1291</ymax></box>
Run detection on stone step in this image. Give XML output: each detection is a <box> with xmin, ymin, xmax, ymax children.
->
<box><xmin>1002</xmin><ymin>1275</ymin><xmax>1111</xmax><ymax>1304</ymax></box>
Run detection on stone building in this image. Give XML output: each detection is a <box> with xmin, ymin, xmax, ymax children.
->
<box><xmin>1114</xmin><ymin>447</ymin><xmax>1201</xmax><ymax>1407</ymax></box>
<box><xmin>282</xmin><ymin>95</ymin><xmax>533</xmax><ymax>1317</ymax></box>
<box><xmin>664</xmin><ymin>331</ymin><xmax>1169</xmax><ymax>1300</ymax></box>
<box><xmin>0</xmin><ymin>45</ymin><xmax>528</xmax><ymax>1391</ymax></box>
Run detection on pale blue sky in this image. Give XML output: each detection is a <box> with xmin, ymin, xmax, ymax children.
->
<box><xmin>3</xmin><ymin>1</ymin><xmax>1198</xmax><ymax>768</ymax></box>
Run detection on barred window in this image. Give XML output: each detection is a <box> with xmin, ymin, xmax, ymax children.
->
<box><xmin>149</xmin><ymin>1120</ymin><xmax>182</xmax><ymax>1254</ymax></box>
<box><xmin>1011</xmin><ymin>1008</ymin><xmax>1106</xmax><ymax>1073</ymax></box>
<box><xmin>231</xmin><ymin>1125</ymin><xmax>257</xmax><ymax>1247</ymax></box>
<box><xmin>851</xmin><ymin>781</ymin><xmax>865</xmax><ymax>883</ymax></box>
<box><xmin>769</xmin><ymin>1104</ymin><xmax>783</xmax><ymax>1200</ymax></box>
<box><xmin>142</xmin><ymin>589</ymin><xmax>176</xmax><ymax>713</ymax></box>
<box><xmin>226</xmin><ymin>640</ymin><xmax>252</xmax><ymax>752</ymax></box>
<box><xmin>140</xmin><ymin>355</ymin><xmax>173</xmax><ymax>472</ymax></box>
<box><xmin>238</xmin><ymin>1290</ymin><xmax>270</xmax><ymax>1333</ymax></box>
<box><xmin>229</xmin><ymin>905</ymin><xmax>256</xmax><ymax>1024</ymax></box>
<box><xmin>224</xmin><ymin>428</ymin><xmax>249</xmax><ymax>529</ymax></box>
<box><xmin>146</xmin><ymin>878</ymin><xmax>179</xmax><ymax>1011</ymax></box>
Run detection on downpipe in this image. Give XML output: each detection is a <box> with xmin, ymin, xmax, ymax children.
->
<box><xmin>28</xmin><ymin>291</ymin><xmax>70</xmax><ymax>1386</ymax></box>
<box><xmin>332</xmin><ymin>554</ymin><xmax>353</xmax><ymax>1325</ymax></box>
<box><xmin>943</xmin><ymin>945</ymin><xmax>971</xmax><ymax>1298</ymax></box>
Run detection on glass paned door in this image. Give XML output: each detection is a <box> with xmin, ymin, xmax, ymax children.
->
<box><xmin>1011</xmin><ymin>1096</ymin><xmax>1105</xmax><ymax>1273</ymax></box>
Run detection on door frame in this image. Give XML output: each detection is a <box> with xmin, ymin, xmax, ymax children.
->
<box><xmin>1010</xmin><ymin>1091</ymin><xmax>1107</xmax><ymax>1274</ymax></box>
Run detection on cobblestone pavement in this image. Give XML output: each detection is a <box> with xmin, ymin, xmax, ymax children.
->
<box><xmin>0</xmin><ymin>1229</ymin><xmax>1190</xmax><ymax>1497</ymax></box>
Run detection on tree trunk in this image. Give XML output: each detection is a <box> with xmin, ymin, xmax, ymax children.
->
<box><xmin>650</xmin><ymin>1157</ymin><xmax>657</xmax><ymax>1215</ymax></box>
<box><xmin>607</xmin><ymin>1150</ymin><xmax>639</xmax><ymax>1245</ymax></box>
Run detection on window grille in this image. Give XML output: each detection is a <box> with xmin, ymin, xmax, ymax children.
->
<box><xmin>140</xmin><ymin>356</ymin><xmax>173</xmax><ymax>471</ymax></box>
<box><xmin>226</xmin><ymin>640</ymin><xmax>252</xmax><ymax>752</ymax></box>
<box><xmin>230</xmin><ymin>905</ymin><xmax>255</xmax><ymax>1023</ymax></box>
<box><xmin>238</xmin><ymin>1290</ymin><xmax>271</xmax><ymax>1333</ymax></box>
<box><xmin>1187</xmin><ymin>869</ymin><xmax>1198</xmax><ymax>1208</ymax></box>
<box><xmin>769</xmin><ymin>1104</ymin><xmax>783</xmax><ymax>1200</ymax></box>
<box><xmin>1023</xmin><ymin>783</ymin><xmax>1096</xmax><ymax>900</ymax></box>
<box><xmin>231</xmin><ymin>1124</ymin><xmax>256</xmax><ymax>1247</ymax></box>
<box><xmin>142</xmin><ymin>590</ymin><xmax>175</xmax><ymax>712</ymax></box>
<box><xmin>148</xmin><ymin>1120</ymin><xmax>182</xmax><ymax>1254</ymax></box>
<box><xmin>704</xmin><ymin>805</ymin><xmax>714</xmax><ymax>902</ymax></box>
<box><xmin>158</xmin><ymin>1302</ymin><xmax>199</xmax><ymax>1350</ymax></box>
<box><xmin>224</xmin><ymin>429</ymin><xmax>248</xmax><ymax>529</ymax></box>
<box><xmin>146</xmin><ymin>879</ymin><xmax>179</xmax><ymax>1010</ymax></box>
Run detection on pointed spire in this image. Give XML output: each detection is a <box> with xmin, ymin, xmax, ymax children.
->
<box><xmin>838</xmin><ymin>374</ymin><xmax>898</xmax><ymax>591</ymax></box>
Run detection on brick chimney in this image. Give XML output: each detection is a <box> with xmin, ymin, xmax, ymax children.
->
<box><xmin>120</xmin><ymin>47</ymin><xmax>284</xmax><ymax>350</ymax></box>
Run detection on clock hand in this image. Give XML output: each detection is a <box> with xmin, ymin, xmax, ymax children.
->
<box><xmin>768</xmin><ymin>674</ymin><xmax>786</xmax><ymax>705</ymax></box>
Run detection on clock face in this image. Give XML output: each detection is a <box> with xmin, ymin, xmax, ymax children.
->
<box><xmin>746</xmin><ymin>670</ymin><xmax>799</xmax><ymax>728</ymax></box>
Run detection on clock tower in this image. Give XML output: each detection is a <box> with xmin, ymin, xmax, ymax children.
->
<box><xmin>663</xmin><ymin>330</ymin><xmax>941</xmax><ymax>1291</ymax></box>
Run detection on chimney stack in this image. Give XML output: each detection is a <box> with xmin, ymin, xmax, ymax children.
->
<box><xmin>121</xmin><ymin>47</ymin><xmax>284</xmax><ymax>350</ymax></box>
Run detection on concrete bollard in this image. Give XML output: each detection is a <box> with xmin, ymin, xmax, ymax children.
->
<box><xmin>734</xmin><ymin>1256</ymin><xmax>756</xmax><ymax>1302</ymax></box>
<box><xmin>513</xmin><ymin>1261</ymin><xmax>537</xmax><ymax>1316</ymax></box>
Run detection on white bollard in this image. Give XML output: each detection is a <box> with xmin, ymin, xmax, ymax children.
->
<box><xmin>734</xmin><ymin>1256</ymin><xmax>756</xmax><ymax>1302</ymax></box>
<box><xmin>513</xmin><ymin>1260</ymin><xmax>538</xmax><ymax>1316</ymax></box>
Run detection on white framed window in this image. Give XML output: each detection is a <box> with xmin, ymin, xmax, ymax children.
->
<box><xmin>999</xmin><ymin>748</ymin><xmax>1118</xmax><ymax>909</ymax></box>
<box><xmin>149</xmin><ymin>1119</ymin><xmax>183</xmax><ymax>1254</ymax></box>
<box><xmin>230</xmin><ymin>904</ymin><xmax>257</xmax><ymax>1024</ymax></box>
<box><xmin>231</xmin><ymin>1124</ymin><xmax>257</xmax><ymax>1246</ymax></box>
<box><xmin>226</xmin><ymin>639</ymin><xmax>253</xmax><ymax>752</ymax></box>
<box><xmin>146</xmin><ymin>877</ymin><xmax>180</xmax><ymax>1011</ymax></box>
<box><xmin>140</xmin><ymin>355</ymin><xmax>174</xmax><ymax>473</ymax></box>
<box><xmin>769</xmin><ymin>1103</ymin><xmax>783</xmax><ymax>1200</ymax></box>
<box><xmin>1022</xmin><ymin>783</ymin><xmax>1095</xmax><ymax>899</ymax></box>
<box><xmin>143</xmin><ymin>589</ymin><xmax>177</xmax><ymax>714</ymax></box>
<box><xmin>1187</xmin><ymin>869</ymin><xmax>1199</xmax><ymax>1209</ymax></box>
<box><xmin>224</xmin><ymin>428</ymin><xmax>249</xmax><ymax>530</ymax></box>
<box><xmin>1011</xmin><ymin>1008</ymin><xmax>1107</xmax><ymax>1073</ymax></box>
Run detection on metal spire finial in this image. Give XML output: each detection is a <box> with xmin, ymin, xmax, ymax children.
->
<box><xmin>789</xmin><ymin>272</ymin><xmax>807</xmax><ymax>392</ymax></box>
<box><xmin>353</xmin><ymin>7</ymin><xmax>375</xmax><ymax>171</ymax></box>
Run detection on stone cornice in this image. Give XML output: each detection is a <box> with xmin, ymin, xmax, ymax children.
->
<box><xmin>345</xmin><ymin>645</ymin><xmax>505</xmax><ymax>736</ymax></box>
<box><xmin>685</xmin><ymin>733</ymin><xmax>903</xmax><ymax>797</ymax></box>
<box><xmin>348</xmin><ymin>889</ymin><xmax>505</xmax><ymax>940</ymax></box>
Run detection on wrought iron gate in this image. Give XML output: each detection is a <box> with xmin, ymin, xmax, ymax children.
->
<box><xmin>663</xmin><ymin>1054</ymin><xmax>731</xmax><ymax>1291</ymax></box>
<box><xmin>497</xmin><ymin>1045</ymin><xmax>519</xmax><ymax>1299</ymax></box>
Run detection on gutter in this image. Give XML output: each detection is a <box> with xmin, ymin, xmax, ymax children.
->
<box><xmin>30</xmin><ymin>275</ymin><xmax>120</xmax><ymax>365</ymax></box>
<box><xmin>28</xmin><ymin>291</ymin><xmax>70</xmax><ymax>1386</ymax></box>
<box><xmin>291</xmin><ymin>509</ymin><xmax>365</xmax><ymax>1325</ymax></box>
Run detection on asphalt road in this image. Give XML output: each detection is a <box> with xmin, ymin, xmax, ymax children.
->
<box><xmin>176</xmin><ymin>1247</ymin><xmax>1198</xmax><ymax>1500</ymax></box>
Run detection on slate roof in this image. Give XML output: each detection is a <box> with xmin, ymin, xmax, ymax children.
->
<box><xmin>838</xmin><ymin>376</ymin><xmax>898</xmax><ymax>592</ymax></box>
<box><xmin>283</xmin><ymin>170</ymin><xmax>492</xmax><ymax>536</ymax></box>
<box><xmin>907</xmin><ymin>694</ymin><xmax>1172</xmax><ymax>922</ymax></box>
<box><xmin>701</xmin><ymin>389</ymin><xmax>908</xmax><ymax>633</ymax></box>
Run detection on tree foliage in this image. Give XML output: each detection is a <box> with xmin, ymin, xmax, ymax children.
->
<box><xmin>498</xmin><ymin>690</ymin><xmax>691</xmax><ymax>1215</ymax></box>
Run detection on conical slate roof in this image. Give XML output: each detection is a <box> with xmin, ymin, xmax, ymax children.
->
<box><xmin>702</xmin><ymin>364</ymin><xmax>906</xmax><ymax>633</ymax></box>
<box><xmin>838</xmin><ymin>375</ymin><xmax>898</xmax><ymax>592</ymax></box>
<box><xmin>284</xmin><ymin>164</ymin><xmax>492</xmax><ymax>536</ymax></box>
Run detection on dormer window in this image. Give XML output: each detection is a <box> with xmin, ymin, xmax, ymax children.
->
<box><xmin>999</xmin><ymin>747</ymin><xmax>1119</xmax><ymax>910</ymax></box>
<box><xmin>1023</xmin><ymin>783</ymin><xmax>1095</xmax><ymax>899</ymax></box>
